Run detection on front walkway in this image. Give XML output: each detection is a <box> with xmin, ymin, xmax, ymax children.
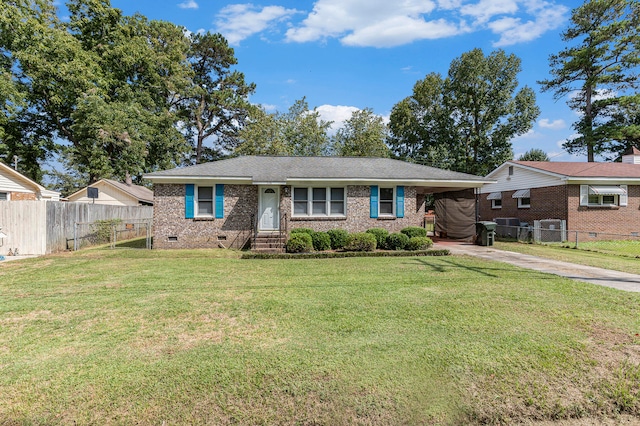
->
<box><xmin>433</xmin><ymin>240</ymin><xmax>640</xmax><ymax>293</ymax></box>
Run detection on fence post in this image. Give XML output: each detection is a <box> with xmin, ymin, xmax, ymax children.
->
<box><xmin>575</xmin><ymin>231</ymin><xmax>579</xmax><ymax>248</ymax></box>
<box><xmin>73</xmin><ymin>222</ymin><xmax>77</xmax><ymax>251</ymax></box>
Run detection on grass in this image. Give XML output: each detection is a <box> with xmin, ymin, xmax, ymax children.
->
<box><xmin>494</xmin><ymin>241</ymin><xmax>640</xmax><ymax>275</ymax></box>
<box><xmin>570</xmin><ymin>239</ymin><xmax>640</xmax><ymax>257</ymax></box>
<box><xmin>1</xmin><ymin>248</ymin><xmax>640</xmax><ymax>424</ymax></box>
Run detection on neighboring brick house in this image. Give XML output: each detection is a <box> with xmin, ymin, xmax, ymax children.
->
<box><xmin>0</xmin><ymin>161</ymin><xmax>60</xmax><ymax>201</ymax></box>
<box><xmin>478</xmin><ymin>148</ymin><xmax>640</xmax><ymax>235</ymax></box>
<box><xmin>144</xmin><ymin>156</ymin><xmax>491</xmax><ymax>249</ymax></box>
<box><xmin>67</xmin><ymin>179</ymin><xmax>154</xmax><ymax>206</ymax></box>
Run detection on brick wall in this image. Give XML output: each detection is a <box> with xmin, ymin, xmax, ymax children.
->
<box><xmin>153</xmin><ymin>184</ymin><xmax>426</xmax><ymax>249</ymax></box>
<box><xmin>479</xmin><ymin>184</ymin><xmax>640</xmax><ymax>235</ymax></box>
<box><xmin>568</xmin><ymin>184</ymin><xmax>640</xmax><ymax>235</ymax></box>
<box><xmin>153</xmin><ymin>184</ymin><xmax>257</xmax><ymax>249</ymax></box>
<box><xmin>479</xmin><ymin>186</ymin><xmax>568</xmax><ymax>224</ymax></box>
<box><xmin>283</xmin><ymin>185</ymin><xmax>424</xmax><ymax>234</ymax></box>
<box><xmin>10</xmin><ymin>192</ymin><xmax>37</xmax><ymax>201</ymax></box>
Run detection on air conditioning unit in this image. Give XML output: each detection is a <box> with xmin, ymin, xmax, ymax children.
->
<box><xmin>493</xmin><ymin>217</ymin><xmax>520</xmax><ymax>238</ymax></box>
<box><xmin>534</xmin><ymin>219</ymin><xmax>567</xmax><ymax>243</ymax></box>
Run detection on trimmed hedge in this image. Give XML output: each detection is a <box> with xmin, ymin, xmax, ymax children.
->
<box><xmin>242</xmin><ymin>249</ymin><xmax>450</xmax><ymax>259</ymax></box>
<box><xmin>286</xmin><ymin>233</ymin><xmax>313</xmax><ymax>253</ymax></box>
<box><xmin>401</xmin><ymin>226</ymin><xmax>427</xmax><ymax>239</ymax></box>
<box><xmin>366</xmin><ymin>228</ymin><xmax>389</xmax><ymax>250</ymax></box>
<box><xmin>406</xmin><ymin>236</ymin><xmax>433</xmax><ymax>251</ymax></box>
<box><xmin>386</xmin><ymin>232</ymin><xmax>409</xmax><ymax>250</ymax></box>
<box><xmin>290</xmin><ymin>228</ymin><xmax>314</xmax><ymax>235</ymax></box>
<box><xmin>327</xmin><ymin>229</ymin><xmax>349</xmax><ymax>250</ymax></box>
<box><xmin>311</xmin><ymin>231</ymin><xmax>331</xmax><ymax>251</ymax></box>
<box><xmin>344</xmin><ymin>232</ymin><xmax>377</xmax><ymax>252</ymax></box>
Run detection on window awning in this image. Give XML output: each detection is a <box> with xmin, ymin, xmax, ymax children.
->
<box><xmin>487</xmin><ymin>192</ymin><xmax>502</xmax><ymax>200</ymax></box>
<box><xmin>588</xmin><ymin>185</ymin><xmax>626</xmax><ymax>195</ymax></box>
<box><xmin>512</xmin><ymin>189</ymin><xmax>530</xmax><ymax>198</ymax></box>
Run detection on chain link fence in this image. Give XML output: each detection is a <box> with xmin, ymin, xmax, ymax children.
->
<box><xmin>494</xmin><ymin>221</ymin><xmax>640</xmax><ymax>257</ymax></box>
<box><xmin>73</xmin><ymin>219</ymin><xmax>153</xmax><ymax>250</ymax></box>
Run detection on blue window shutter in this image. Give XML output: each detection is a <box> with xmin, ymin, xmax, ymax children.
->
<box><xmin>396</xmin><ymin>186</ymin><xmax>404</xmax><ymax>218</ymax></box>
<box><xmin>215</xmin><ymin>184</ymin><xmax>224</xmax><ymax>219</ymax></box>
<box><xmin>370</xmin><ymin>185</ymin><xmax>378</xmax><ymax>218</ymax></box>
<box><xmin>185</xmin><ymin>184</ymin><xmax>194</xmax><ymax>219</ymax></box>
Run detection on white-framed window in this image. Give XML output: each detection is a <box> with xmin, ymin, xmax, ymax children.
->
<box><xmin>0</xmin><ymin>192</ymin><xmax>8</xmax><ymax>201</ymax></box>
<box><xmin>293</xmin><ymin>187</ymin><xmax>346</xmax><ymax>217</ymax></box>
<box><xmin>379</xmin><ymin>187</ymin><xmax>395</xmax><ymax>216</ymax></box>
<box><xmin>580</xmin><ymin>185</ymin><xmax>627</xmax><ymax>207</ymax></box>
<box><xmin>512</xmin><ymin>189</ymin><xmax>530</xmax><ymax>208</ymax></box>
<box><xmin>487</xmin><ymin>192</ymin><xmax>502</xmax><ymax>209</ymax></box>
<box><xmin>196</xmin><ymin>186</ymin><xmax>214</xmax><ymax>217</ymax></box>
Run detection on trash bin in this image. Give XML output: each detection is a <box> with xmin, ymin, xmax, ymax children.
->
<box><xmin>476</xmin><ymin>221</ymin><xmax>497</xmax><ymax>246</ymax></box>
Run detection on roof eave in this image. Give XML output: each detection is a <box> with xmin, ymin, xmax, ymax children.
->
<box><xmin>565</xmin><ymin>177</ymin><xmax>640</xmax><ymax>184</ymax></box>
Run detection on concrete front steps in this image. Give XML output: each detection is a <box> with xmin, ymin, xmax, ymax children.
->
<box><xmin>252</xmin><ymin>232</ymin><xmax>285</xmax><ymax>253</ymax></box>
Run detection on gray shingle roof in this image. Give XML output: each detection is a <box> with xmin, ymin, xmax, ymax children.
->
<box><xmin>145</xmin><ymin>156</ymin><xmax>490</xmax><ymax>184</ymax></box>
<box><xmin>103</xmin><ymin>179</ymin><xmax>154</xmax><ymax>204</ymax></box>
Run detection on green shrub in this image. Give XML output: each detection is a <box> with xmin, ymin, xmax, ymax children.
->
<box><xmin>242</xmin><ymin>249</ymin><xmax>450</xmax><ymax>259</ymax></box>
<box><xmin>344</xmin><ymin>232</ymin><xmax>377</xmax><ymax>252</ymax></box>
<box><xmin>327</xmin><ymin>229</ymin><xmax>349</xmax><ymax>250</ymax></box>
<box><xmin>286</xmin><ymin>233</ymin><xmax>313</xmax><ymax>253</ymax></box>
<box><xmin>386</xmin><ymin>232</ymin><xmax>409</xmax><ymax>250</ymax></box>
<box><xmin>311</xmin><ymin>231</ymin><xmax>331</xmax><ymax>251</ymax></box>
<box><xmin>406</xmin><ymin>236</ymin><xmax>433</xmax><ymax>251</ymax></box>
<box><xmin>290</xmin><ymin>227</ymin><xmax>314</xmax><ymax>236</ymax></box>
<box><xmin>366</xmin><ymin>228</ymin><xmax>389</xmax><ymax>250</ymax></box>
<box><xmin>401</xmin><ymin>226</ymin><xmax>427</xmax><ymax>239</ymax></box>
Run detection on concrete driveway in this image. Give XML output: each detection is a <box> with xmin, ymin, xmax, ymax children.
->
<box><xmin>434</xmin><ymin>240</ymin><xmax>640</xmax><ymax>293</ymax></box>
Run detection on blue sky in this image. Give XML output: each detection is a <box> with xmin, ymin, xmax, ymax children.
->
<box><xmin>105</xmin><ymin>0</ymin><xmax>587</xmax><ymax>162</ymax></box>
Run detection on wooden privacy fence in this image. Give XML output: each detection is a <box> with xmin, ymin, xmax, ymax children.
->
<box><xmin>0</xmin><ymin>201</ymin><xmax>153</xmax><ymax>255</ymax></box>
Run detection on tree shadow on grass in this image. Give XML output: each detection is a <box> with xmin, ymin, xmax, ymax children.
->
<box><xmin>409</xmin><ymin>257</ymin><xmax>508</xmax><ymax>278</ymax></box>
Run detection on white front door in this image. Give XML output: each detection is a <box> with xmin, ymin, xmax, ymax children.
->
<box><xmin>259</xmin><ymin>187</ymin><xmax>279</xmax><ymax>231</ymax></box>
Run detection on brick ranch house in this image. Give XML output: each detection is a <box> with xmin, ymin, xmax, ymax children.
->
<box><xmin>478</xmin><ymin>148</ymin><xmax>640</xmax><ymax>236</ymax></box>
<box><xmin>144</xmin><ymin>156</ymin><xmax>492</xmax><ymax>249</ymax></box>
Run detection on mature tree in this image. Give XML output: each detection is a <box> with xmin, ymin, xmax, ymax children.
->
<box><xmin>181</xmin><ymin>33</ymin><xmax>255</xmax><ymax>164</ymax></box>
<box><xmin>236</xmin><ymin>98</ymin><xmax>332</xmax><ymax>156</ymax></box>
<box><xmin>0</xmin><ymin>0</ymin><xmax>62</xmax><ymax>181</ymax></box>
<box><xmin>389</xmin><ymin>49</ymin><xmax>539</xmax><ymax>176</ymax></box>
<box><xmin>595</xmin><ymin>94</ymin><xmax>640</xmax><ymax>160</ymax></box>
<box><xmin>539</xmin><ymin>0</ymin><xmax>640</xmax><ymax>162</ymax></box>
<box><xmin>518</xmin><ymin>148</ymin><xmax>550</xmax><ymax>161</ymax></box>
<box><xmin>332</xmin><ymin>108</ymin><xmax>390</xmax><ymax>157</ymax></box>
<box><xmin>388</xmin><ymin>73</ymin><xmax>457</xmax><ymax>169</ymax></box>
<box><xmin>0</xmin><ymin>0</ymin><xmax>194</xmax><ymax>184</ymax></box>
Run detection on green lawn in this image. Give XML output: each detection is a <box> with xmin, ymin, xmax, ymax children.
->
<box><xmin>494</xmin><ymin>241</ymin><xmax>640</xmax><ymax>275</ymax></box>
<box><xmin>1</xmin><ymin>249</ymin><xmax>639</xmax><ymax>424</ymax></box>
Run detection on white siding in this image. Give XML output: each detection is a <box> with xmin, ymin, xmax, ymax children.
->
<box><xmin>0</xmin><ymin>168</ymin><xmax>36</xmax><ymax>194</ymax></box>
<box><xmin>480</xmin><ymin>165</ymin><xmax>564</xmax><ymax>194</ymax></box>
<box><xmin>68</xmin><ymin>182</ymin><xmax>138</xmax><ymax>206</ymax></box>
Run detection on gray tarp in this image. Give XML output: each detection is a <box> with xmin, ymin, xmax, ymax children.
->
<box><xmin>434</xmin><ymin>189</ymin><xmax>476</xmax><ymax>239</ymax></box>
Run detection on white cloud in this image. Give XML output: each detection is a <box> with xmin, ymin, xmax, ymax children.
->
<box><xmin>285</xmin><ymin>0</ymin><xmax>462</xmax><ymax>47</ymax></box>
<box><xmin>280</xmin><ymin>0</ymin><xmax>567</xmax><ymax>48</ymax></box>
<box><xmin>209</xmin><ymin>0</ymin><xmax>567</xmax><ymax>48</ymax></box>
<box><xmin>215</xmin><ymin>4</ymin><xmax>299</xmax><ymax>45</ymax></box>
<box><xmin>460</xmin><ymin>0</ymin><xmax>518</xmax><ymax>24</ymax></box>
<box><xmin>538</xmin><ymin>118</ymin><xmax>565</xmax><ymax>130</ymax></box>
<box><xmin>488</xmin><ymin>1</ymin><xmax>568</xmax><ymax>46</ymax></box>
<box><xmin>178</xmin><ymin>0</ymin><xmax>198</xmax><ymax>9</ymax></box>
<box><xmin>316</xmin><ymin>104</ymin><xmax>360</xmax><ymax>134</ymax></box>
